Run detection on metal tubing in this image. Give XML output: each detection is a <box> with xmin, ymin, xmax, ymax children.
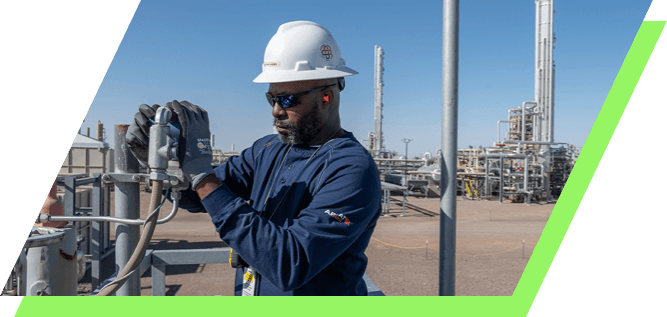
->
<box><xmin>114</xmin><ymin>125</ymin><xmax>141</xmax><ymax>296</ymax></box>
<box><xmin>440</xmin><ymin>0</ymin><xmax>458</xmax><ymax>296</ymax></box>
<box><xmin>479</xmin><ymin>153</ymin><xmax>527</xmax><ymax>158</ymax></box>
<box><xmin>47</xmin><ymin>199</ymin><xmax>180</xmax><ymax>226</ymax></box>
<box><xmin>521</xmin><ymin>101</ymin><xmax>537</xmax><ymax>141</ymax></box>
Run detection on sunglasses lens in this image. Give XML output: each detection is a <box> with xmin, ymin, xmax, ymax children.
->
<box><xmin>268</xmin><ymin>86</ymin><xmax>331</xmax><ymax>109</ymax></box>
<box><xmin>267</xmin><ymin>93</ymin><xmax>294</xmax><ymax>108</ymax></box>
<box><xmin>281</xmin><ymin>96</ymin><xmax>295</xmax><ymax>108</ymax></box>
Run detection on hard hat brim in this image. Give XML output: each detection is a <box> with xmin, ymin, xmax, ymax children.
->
<box><xmin>253</xmin><ymin>67</ymin><xmax>358</xmax><ymax>83</ymax></box>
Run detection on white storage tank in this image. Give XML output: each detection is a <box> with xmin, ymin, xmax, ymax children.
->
<box><xmin>60</xmin><ymin>133</ymin><xmax>114</xmax><ymax>175</ymax></box>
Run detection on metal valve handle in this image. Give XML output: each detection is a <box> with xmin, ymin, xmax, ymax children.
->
<box><xmin>148</xmin><ymin>107</ymin><xmax>180</xmax><ymax>181</ymax></box>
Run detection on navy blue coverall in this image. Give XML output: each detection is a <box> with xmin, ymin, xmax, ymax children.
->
<box><xmin>180</xmin><ymin>132</ymin><xmax>382</xmax><ymax>295</ymax></box>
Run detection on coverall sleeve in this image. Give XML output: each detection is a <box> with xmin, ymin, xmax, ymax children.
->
<box><xmin>174</xmin><ymin>140</ymin><xmax>259</xmax><ymax>213</ymax></box>
<box><xmin>201</xmin><ymin>154</ymin><xmax>381</xmax><ymax>291</ymax></box>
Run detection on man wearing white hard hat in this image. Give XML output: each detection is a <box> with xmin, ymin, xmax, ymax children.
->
<box><xmin>127</xmin><ymin>21</ymin><xmax>381</xmax><ymax>296</ymax></box>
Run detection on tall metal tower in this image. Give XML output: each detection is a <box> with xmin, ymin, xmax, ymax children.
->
<box><xmin>535</xmin><ymin>0</ymin><xmax>556</xmax><ymax>200</ymax></box>
<box><xmin>373</xmin><ymin>45</ymin><xmax>385</xmax><ymax>157</ymax></box>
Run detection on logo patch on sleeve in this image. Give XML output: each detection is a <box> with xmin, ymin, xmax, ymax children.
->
<box><xmin>324</xmin><ymin>210</ymin><xmax>350</xmax><ymax>225</ymax></box>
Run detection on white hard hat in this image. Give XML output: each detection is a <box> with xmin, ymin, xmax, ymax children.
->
<box><xmin>253</xmin><ymin>21</ymin><xmax>358</xmax><ymax>83</ymax></box>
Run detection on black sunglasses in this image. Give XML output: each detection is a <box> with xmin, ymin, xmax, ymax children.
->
<box><xmin>266</xmin><ymin>84</ymin><xmax>336</xmax><ymax>109</ymax></box>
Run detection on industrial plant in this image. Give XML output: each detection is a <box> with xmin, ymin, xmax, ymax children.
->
<box><xmin>370</xmin><ymin>0</ymin><xmax>578</xmax><ymax>207</ymax></box>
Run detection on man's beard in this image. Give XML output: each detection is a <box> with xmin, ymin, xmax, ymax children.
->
<box><xmin>274</xmin><ymin>105</ymin><xmax>322</xmax><ymax>145</ymax></box>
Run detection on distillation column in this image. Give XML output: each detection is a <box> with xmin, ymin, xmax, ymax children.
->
<box><xmin>373</xmin><ymin>45</ymin><xmax>385</xmax><ymax>157</ymax></box>
<box><xmin>535</xmin><ymin>0</ymin><xmax>555</xmax><ymax>200</ymax></box>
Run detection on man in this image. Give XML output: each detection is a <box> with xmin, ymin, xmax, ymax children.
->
<box><xmin>126</xmin><ymin>21</ymin><xmax>381</xmax><ymax>296</ymax></box>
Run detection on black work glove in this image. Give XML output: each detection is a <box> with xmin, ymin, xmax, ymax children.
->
<box><xmin>165</xmin><ymin>100</ymin><xmax>214</xmax><ymax>189</ymax></box>
<box><xmin>126</xmin><ymin>104</ymin><xmax>160</xmax><ymax>165</ymax></box>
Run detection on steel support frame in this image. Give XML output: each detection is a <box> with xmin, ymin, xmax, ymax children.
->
<box><xmin>59</xmin><ymin>174</ymin><xmax>114</xmax><ymax>291</ymax></box>
<box><xmin>138</xmin><ymin>248</ymin><xmax>384</xmax><ymax>296</ymax></box>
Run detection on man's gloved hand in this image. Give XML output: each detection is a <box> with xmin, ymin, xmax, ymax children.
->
<box><xmin>166</xmin><ymin>100</ymin><xmax>214</xmax><ymax>190</ymax></box>
<box><xmin>126</xmin><ymin>104</ymin><xmax>160</xmax><ymax>166</ymax></box>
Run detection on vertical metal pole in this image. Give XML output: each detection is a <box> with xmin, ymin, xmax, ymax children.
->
<box><xmin>114</xmin><ymin>125</ymin><xmax>141</xmax><ymax>296</ymax></box>
<box><xmin>401</xmin><ymin>138</ymin><xmax>411</xmax><ymax>218</ymax></box>
<box><xmin>499</xmin><ymin>156</ymin><xmax>504</xmax><ymax>203</ymax></box>
<box><xmin>440</xmin><ymin>0</ymin><xmax>458</xmax><ymax>296</ymax></box>
<box><xmin>92</xmin><ymin>174</ymin><xmax>102</xmax><ymax>291</ymax></box>
<box><xmin>64</xmin><ymin>176</ymin><xmax>76</xmax><ymax>218</ymax></box>
<box><xmin>485</xmin><ymin>158</ymin><xmax>490</xmax><ymax>199</ymax></box>
<box><xmin>104</xmin><ymin>183</ymin><xmax>111</xmax><ymax>251</ymax></box>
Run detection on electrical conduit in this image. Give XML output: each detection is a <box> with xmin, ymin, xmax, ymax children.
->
<box><xmin>95</xmin><ymin>180</ymin><xmax>163</xmax><ymax>296</ymax></box>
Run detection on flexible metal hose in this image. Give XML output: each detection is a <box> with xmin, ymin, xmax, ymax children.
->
<box><xmin>96</xmin><ymin>180</ymin><xmax>163</xmax><ymax>296</ymax></box>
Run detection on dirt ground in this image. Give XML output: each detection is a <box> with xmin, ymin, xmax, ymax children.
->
<box><xmin>80</xmin><ymin>191</ymin><xmax>553</xmax><ymax>296</ymax></box>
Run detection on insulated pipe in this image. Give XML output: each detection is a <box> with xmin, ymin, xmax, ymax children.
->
<box><xmin>423</xmin><ymin>152</ymin><xmax>432</xmax><ymax>166</ymax></box>
<box><xmin>501</xmin><ymin>140</ymin><xmax>566</xmax><ymax>153</ymax></box>
<box><xmin>479</xmin><ymin>153</ymin><xmax>527</xmax><ymax>158</ymax></box>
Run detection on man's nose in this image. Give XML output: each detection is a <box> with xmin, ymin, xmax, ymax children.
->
<box><xmin>272</xmin><ymin>102</ymin><xmax>287</xmax><ymax>119</ymax></box>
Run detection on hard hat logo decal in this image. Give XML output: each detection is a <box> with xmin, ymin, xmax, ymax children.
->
<box><xmin>321</xmin><ymin>45</ymin><xmax>333</xmax><ymax>61</ymax></box>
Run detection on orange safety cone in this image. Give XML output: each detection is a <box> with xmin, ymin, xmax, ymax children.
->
<box><xmin>38</xmin><ymin>179</ymin><xmax>68</xmax><ymax>228</ymax></box>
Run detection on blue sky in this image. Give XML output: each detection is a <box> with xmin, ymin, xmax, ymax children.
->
<box><xmin>82</xmin><ymin>0</ymin><xmax>652</xmax><ymax>158</ymax></box>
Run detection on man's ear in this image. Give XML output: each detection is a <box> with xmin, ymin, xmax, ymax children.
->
<box><xmin>322</xmin><ymin>89</ymin><xmax>334</xmax><ymax>108</ymax></box>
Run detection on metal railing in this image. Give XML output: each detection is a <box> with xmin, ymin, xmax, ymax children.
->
<box><xmin>92</xmin><ymin>247</ymin><xmax>385</xmax><ymax>296</ymax></box>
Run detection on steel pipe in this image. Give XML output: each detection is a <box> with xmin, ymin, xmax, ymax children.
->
<box><xmin>521</xmin><ymin>101</ymin><xmax>537</xmax><ymax>141</ymax></box>
<box><xmin>440</xmin><ymin>0</ymin><xmax>458</xmax><ymax>297</ymax></box>
<box><xmin>113</xmin><ymin>125</ymin><xmax>141</xmax><ymax>296</ymax></box>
